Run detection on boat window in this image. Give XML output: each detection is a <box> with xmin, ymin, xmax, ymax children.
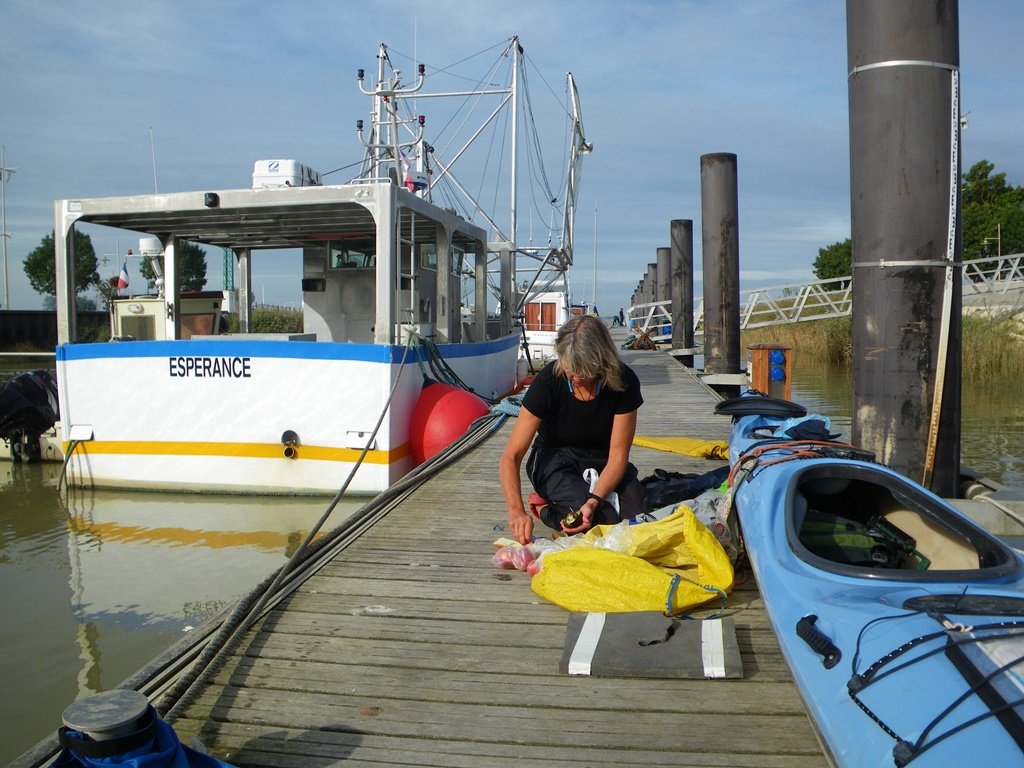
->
<box><xmin>328</xmin><ymin>240</ymin><xmax>375</xmax><ymax>269</ymax></box>
<box><xmin>181</xmin><ymin>313</ymin><xmax>216</xmax><ymax>340</ymax></box>
<box><xmin>421</xmin><ymin>244</ymin><xmax>437</xmax><ymax>270</ymax></box>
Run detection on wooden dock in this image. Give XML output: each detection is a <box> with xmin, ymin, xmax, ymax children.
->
<box><xmin>168</xmin><ymin>349</ymin><xmax>828</xmax><ymax>767</ymax></box>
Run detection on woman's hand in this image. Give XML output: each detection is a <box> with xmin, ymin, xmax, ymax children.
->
<box><xmin>509</xmin><ymin>510</ymin><xmax>535</xmax><ymax>546</ymax></box>
<box><xmin>500</xmin><ymin>408</ymin><xmax>543</xmax><ymax>545</ymax></box>
<box><xmin>561</xmin><ymin>496</ymin><xmax>600</xmax><ymax>535</ymax></box>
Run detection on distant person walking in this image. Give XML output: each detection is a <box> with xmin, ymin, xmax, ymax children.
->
<box><xmin>617</xmin><ymin>308</ymin><xmax>625</xmax><ymax>327</ymax></box>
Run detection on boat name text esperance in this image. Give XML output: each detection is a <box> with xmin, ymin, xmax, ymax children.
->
<box><xmin>168</xmin><ymin>356</ymin><xmax>253</xmax><ymax>379</ymax></box>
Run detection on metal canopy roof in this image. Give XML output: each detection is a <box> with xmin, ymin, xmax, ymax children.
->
<box><xmin>62</xmin><ymin>182</ymin><xmax>487</xmax><ymax>252</ymax></box>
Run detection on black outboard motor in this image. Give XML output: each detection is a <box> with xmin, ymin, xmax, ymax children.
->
<box><xmin>0</xmin><ymin>370</ymin><xmax>59</xmax><ymax>462</ymax></box>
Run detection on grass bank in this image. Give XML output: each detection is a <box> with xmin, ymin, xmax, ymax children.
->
<box><xmin>742</xmin><ymin>313</ymin><xmax>1024</xmax><ymax>380</ymax></box>
<box><xmin>228</xmin><ymin>307</ymin><xmax>304</xmax><ymax>334</ymax></box>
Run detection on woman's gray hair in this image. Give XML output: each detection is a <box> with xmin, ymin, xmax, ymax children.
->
<box><xmin>552</xmin><ymin>315</ymin><xmax>624</xmax><ymax>391</ymax></box>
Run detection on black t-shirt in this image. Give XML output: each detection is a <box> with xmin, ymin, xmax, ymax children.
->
<box><xmin>522</xmin><ymin>360</ymin><xmax>643</xmax><ymax>453</ymax></box>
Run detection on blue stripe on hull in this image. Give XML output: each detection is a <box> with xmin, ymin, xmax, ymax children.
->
<box><xmin>56</xmin><ymin>334</ymin><xmax>520</xmax><ymax>364</ymax></box>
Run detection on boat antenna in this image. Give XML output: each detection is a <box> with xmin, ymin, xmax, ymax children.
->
<box><xmin>149</xmin><ymin>127</ymin><xmax>159</xmax><ymax>194</ymax></box>
<box><xmin>1</xmin><ymin>145</ymin><xmax>17</xmax><ymax>310</ymax></box>
<box><xmin>593</xmin><ymin>203</ymin><xmax>597</xmax><ymax>311</ymax></box>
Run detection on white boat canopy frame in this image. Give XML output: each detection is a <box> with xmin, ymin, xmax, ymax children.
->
<box><xmin>53</xmin><ymin>181</ymin><xmax>495</xmax><ymax>345</ymax></box>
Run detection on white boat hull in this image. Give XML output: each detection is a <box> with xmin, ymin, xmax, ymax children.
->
<box><xmin>56</xmin><ymin>335</ymin><xmax>518</xmax><ymax>495</ymax></box>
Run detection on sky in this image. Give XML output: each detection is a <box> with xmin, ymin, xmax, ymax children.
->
<box><xmin>2</xmin><ymin>0</ymin><xmax>1022</xmax><ymax>313</ymax></box>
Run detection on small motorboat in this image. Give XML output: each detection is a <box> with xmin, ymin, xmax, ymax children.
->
<box><xmin>719</xmin><ymin>393</ymin><xmax>1024</xmax><ymax>767</ymax></box>
<box><xmin>0</xmin><ymin>370</ymin><xmax>59</xmax><ymax>462</ymax></box>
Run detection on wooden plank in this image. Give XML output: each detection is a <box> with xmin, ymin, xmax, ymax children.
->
<box><xmin>166</xmin><ymin>352</ymin><xmax>828</xmax><ymax>767</ymax></box>
<box><xmin>175</xmin><ymin>719</ymin><xmax>827</xmax><ymax>768</ymax></box>
<box><xmin>205</xmin><ymin>656</ymin><xmax>810</xmax><ymax>714</ymax></box>
<box><xmin>184</xmin><ymin>690</ymin><xmax>822</xmax><ymax>755</ymax></box>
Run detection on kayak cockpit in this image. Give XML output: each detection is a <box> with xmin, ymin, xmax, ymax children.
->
<box><xmin>785</xmin><ymin>462</ymin><xmax>1020</xmax><ymax>581</ymax></box>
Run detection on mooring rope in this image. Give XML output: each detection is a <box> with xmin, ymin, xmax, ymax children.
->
<box><xmin>160</xmin><ymin>331</ymin><xmax>418</xmax><ymax>721</ymax></box>
<box><xmin>159</xmin><ymin>355</ymin><xmax>516</xmax><ymax>723</ymax></box>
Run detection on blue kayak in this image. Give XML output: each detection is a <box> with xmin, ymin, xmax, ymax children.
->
<box><xmin>722</xmin><ymin>394</ymin><xmax>1024</xmax><ymax>767</ymax></box>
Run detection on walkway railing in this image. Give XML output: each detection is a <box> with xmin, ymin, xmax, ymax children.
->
<box><xmin>628</xmin><ymin>252</ymin><xmax>1024</xmax><ymax>341</ymax></box>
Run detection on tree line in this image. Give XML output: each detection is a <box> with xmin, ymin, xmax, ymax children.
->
<box><xmin>813</xmin><ymin>160</ymin><xmax>1023</xmax><ymax>281</ymax></box>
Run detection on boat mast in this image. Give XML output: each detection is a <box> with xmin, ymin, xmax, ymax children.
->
<box><xmin>517</xmin><ymin>70</ymin><xmax>591</xmax><ymax>313</ymax></box>
<box><xmin>510</xmin><ymin>37</ymin><xmax>520</xmax><ymax>259</ymax></box>
<box><xmin>357</xmin><ymin>44</ymin><xmax>426</xmax><ymax>185</ymax></box>
<box><xmin>350</xmin><ymin>39</ymin><xmax>588</xmax><ymax>326</ymax></box>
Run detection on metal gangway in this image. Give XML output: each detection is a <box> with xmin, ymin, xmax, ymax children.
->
<box><xmin>629</xmin><ymin>252</ymin><xmax>1024</xmax><ymax>344</ymax></box>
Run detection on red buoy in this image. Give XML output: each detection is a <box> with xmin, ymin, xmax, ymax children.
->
<box><xmin>409</xmin><ymin>381</ymin><xmax>489</xmax><ymax>464</ymax></box>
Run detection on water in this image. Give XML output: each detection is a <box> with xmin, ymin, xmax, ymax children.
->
<box><xmin>1</xmin><ymin>360</ymin><xmax>1022</xmax><ymax>763</ymax></box>
<box><xmin>0</xmin><ymin>460</ymin><xmax>363</xmax><ymax>765</ymax></box>
<box><xmin>789</xmin><ymin>363</ymin><xmax>1024</xmax><ymax>488</ymax></box>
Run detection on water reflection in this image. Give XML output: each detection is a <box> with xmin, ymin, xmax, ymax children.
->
<box><xmin>62</xmin><ymin>485</ymin><xmax>332</xmax><ymax>630</ymax></box>
<box><xmin>0</xmin><ymin>459</ymin><xmax>361</xmax><ymax>764</ymax></box>
<box><xmin>789</xmin><ymin>362</ymin><xmax>1024</xmax><ymax>486</ymax></box>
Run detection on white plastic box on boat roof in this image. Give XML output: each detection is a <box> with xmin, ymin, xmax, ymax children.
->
<box><xmin>252</xmin><ymin>159</ymin><xmax>322</xmax><ymax>188</ymax></box>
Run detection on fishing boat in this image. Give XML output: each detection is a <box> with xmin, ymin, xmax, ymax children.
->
<box><xmin>720</xmin><ymin>393</ymin><xmax>1024</xmax><ymax>766</ymax></box>
<box><xmin>520</xmin><ymin>284</ymin><xmax>596</xmax><ymax>365</ymax></box>
<box><xmin>50</xmin><ymin>37</ymin><xmax>589</xmax><ymax>494</ymax></box>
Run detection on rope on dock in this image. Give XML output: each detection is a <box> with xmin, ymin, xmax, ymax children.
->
<box><xmin>159</xmin><ymin>332</ymin><xmax>416</xmax><ymax>719</ymax></box>
<box><xmin>159</xmin><ymin>400</ymin><xmax>511</xmax><ymax>724</ymax></box>
<box><xmin>490</xmin><ymin>394</ymin><xmax>523</xmax><ymax>417</ymax></box>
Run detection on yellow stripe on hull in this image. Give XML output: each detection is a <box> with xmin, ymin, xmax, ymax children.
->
<box><xmin>65</xmin><ymin>440</ymin><xmax>411</xmax><ymax>465</ymax></box>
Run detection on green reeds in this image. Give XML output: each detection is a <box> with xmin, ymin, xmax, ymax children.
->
<box><xmin>742</xmin><ymin>317</ymin><xmax>852</xmax><ymax>366</ymax></box>
<box><xmin>228</xmin><ymin>307</ymin><xmax>304</xmax><ymax>334</ymax></box>
<box><xmin>962</xmin><ymin>313</ymin><xmax>1024</xmax><ymax>379</ymax></box>
<box><xmin>742</xmin><ymin>312</ymin><xmax>1024</xmax><ymax>381</ymax></box>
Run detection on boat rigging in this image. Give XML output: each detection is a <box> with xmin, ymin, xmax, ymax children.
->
<box><xmin>348</xmin><ymin>37</ymin><xmax>591</xmax><ymax>319</ymax></box>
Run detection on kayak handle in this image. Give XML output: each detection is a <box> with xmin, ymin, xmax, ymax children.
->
<box><xmin>796</xmin><ymin>614</ymin><xmax>841</xmax><ymax>669</ymax></box>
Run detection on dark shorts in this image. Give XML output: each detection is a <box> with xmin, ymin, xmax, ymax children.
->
<box><xmin>526</xmin><ymin>444</ymin><xmax>651</xmax><ymax>530</ymax></box>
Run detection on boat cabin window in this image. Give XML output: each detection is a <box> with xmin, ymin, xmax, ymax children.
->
<box><xmin>788</xmin><ymin>465</ymin><xmax>1016</xmax><ymax>577</ymax></box>
<box><xmin>180</xmin><ymin>312</ymin><xmax>216</xmax><ymax>340</ymax></box>
<box><xmin>329</xmin><ymin>240</ymin><xmax>375</xmax><ymax>269</ymax></box>
<box><xmin>420</xmin><ymin>244</ymin><xmax>437</xmax><ymax>270</ymax></box>
<box><xmin>525</xmin><ymin>301</ymin><xmax>558</xmax><ymax>331</ymax></box>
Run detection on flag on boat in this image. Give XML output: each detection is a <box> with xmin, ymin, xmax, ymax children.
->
<box><xmin>117</xmin><ymin>260</ymin><xmax>129</xmax><ymax>290</ymax></box>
